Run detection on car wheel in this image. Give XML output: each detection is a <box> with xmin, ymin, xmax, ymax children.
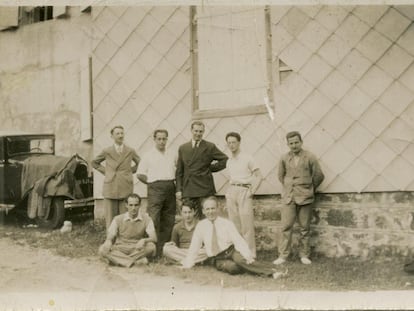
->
<box><xmin>36</xmin><ymin>197</ymin><xmax>65</xmax><ymax>229</ymax></box>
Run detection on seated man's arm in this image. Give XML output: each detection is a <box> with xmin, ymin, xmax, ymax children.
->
<box><xmin>136</xmin><ymin>217</ymin><xmax>158</xmax><ymax>249</ymax></box>
<box><xmin>101</xmin><ymin>219</ymin><xmax>118</xmax><ymax>252</ymax></box>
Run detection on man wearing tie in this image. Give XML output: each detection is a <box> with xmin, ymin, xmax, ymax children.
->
<box><xmin>176</xmin><ymin>121</ymin><xmax>228</xmax><ymax>218</ymax></box>
<box><xmin>182</xmin><ymin>196</ymin><xmax>279</xmax><ymax>278</ymax></box>
<box><xmin>92</xmin><ymin>125</ymin><xmax>140</xmax><ymax>228</ymax></box>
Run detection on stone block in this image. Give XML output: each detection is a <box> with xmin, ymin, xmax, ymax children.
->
<box><xmin>321</xmin><ymin>142</ymin><xmax>355</xmax><ymax>174</ymax></box>
<box><xmin>359</xmin><ymin>103</ymin><xmax>394</xmax><ymax>136</ymax></box>
<box><xmin>271</xmin><ymin>25</ymin><xmax>294</xmax><ymax>56</ymax></box>
<box><xmin>338</xmin><ymin>86</ymin><xmax>372</xmax><ymax>120</ymax></box>
<box><xmin>352</xmin><ymin>5</ymin><xmax>388</xmax><ymax>27</ymax></box>
<box><xmin>314</xmin><ymin>6</ymin><xmax>348</xmax><ymax>31</ymax></box>
<box><xmin>280</xmin><ymin>7</ymin><xmax>310</xmax><ymax>36</ymax></box>
<box><xmin>374</xmin><ymin>8</ymin><xmax>411</xmax><ymax>41</ymax></box>
<box><xmin>319</xmin><ymin>105</ymin><xmax>353</xmax><ymax>139</ymax></box>
<box><xmin>380</xmin><ymin>82</ymin><xmax>413</xmax><ymax>116</ymax></box>
<box><xmin>397</xmin><ymin>23</ymin><xmax>414</xmax><ymax>56</ymax></box>
<box><xmin>319</xmin><ymin>70</ymin><xmax>352</xmax><ymax>103</ymax></box>
<box><xmin>400</xmin><ymin>63</ymin><xmax>414</xmax><ymax>93</ymax></box>
<box><xmin>297</xmin><ymin>20</ymin><xmax>331</xmax><ymax>52</ymax></box>
<box><xmin>377</xmin><ymin>44</ymin><xmax>413</xmax><ymax>79</ymax></box>
<box><xmin>299</xmin><ymin>90</ymin><xmax>333</xmax><ymax>124</ymax></box>
<box><xmin>337</xmin><ymin>49</ymin><xmax>371</xmax><ymax>85</ymax></box>
<box><xmin>360</xmin><ymin>139</ymin><xmax>396</xmax><ymax>174</ymax></box>
<box><xmin>356</xmin><ymin>29</ymin><xmax>392</xmax><ymax>63</ymax></box>
<box><xmin>280</xmin><ymin>39</ymin><xmax>312</xmax><ymax>72</ymax></box>
<box><xmin>341</xmin><ymin>159</ymin><xmax>376</xmax><ymax>192</ymax></box>
<box><xmin>357</xmin><ymin>65</ymin><xmax>393</xmax><ymax>100</ymax></box>
<box><xmin>335</xmin><ymin>14</ymin><xmax>370</xmax><ymax>47</ymax></box>
<box><xmin>318</xmin><ymin>34</ymin><xmax>351</xmax><ymax>67</ymax></box>
<box><xmin>299</xmin><ymin>54</ymin><xmax>332</xmax><ymax>87</ymax></box>
<box><xmin>382</xmin><ymin>156</ymin><xmax>414</xmax><ymax>190</ymax></box>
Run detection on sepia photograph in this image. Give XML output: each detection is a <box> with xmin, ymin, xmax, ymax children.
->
<box><xmin>0</xmin><ymin>0</ymin><xmax>413</xmax><ymax>309</ymax></box>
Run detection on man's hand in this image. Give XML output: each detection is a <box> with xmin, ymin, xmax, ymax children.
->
<box><xmin>245</xmin><ymin>256</ymin><xmax>255</xmax><ymax>265</ymax></box>
<box><xmin>164</xmin><ymin>241</ymin><xmax>176</xmax><ymax>247</ymax></box>
<box><xmin>176</xmin><ymin>192</ymin><xmax>182</xmax><ymax>200</ymax></box>
<box><xmin>136</xmin><ymin>239</ymin><xmax>146</xmax><ymax>249</ymax></box>
<box><xmin>101</xmin><ymin>240</ymin><xmax>112</xmax><ymax>253</ymax></box>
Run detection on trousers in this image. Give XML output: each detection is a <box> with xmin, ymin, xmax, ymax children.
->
<box><xmin>147</xmin><ymin>180</ymin><xmax>176</xmax><ymax>256</ymax></box>
<box><xmin>104</xmin><ymin>198</ymin><xmax>127</xmax><ymax>229</ymax></box>
<box><xmin>162</xmin><ymin>243</ymin><xmax>208</xmax><ymax>264</ymax></box>
<box><xmin>210</xmin><ymin>246</ymin><xmax>275</xmax><ymax>277</ymax></box>
<box><xmin>99</xmin><ymin>241</ymin><xmax>156</xmax><ymax>267</ymax></box>
<box><xmin>226</xmin><ymin>185</ymin><xmax>256</xmax><ymax>257</ymax></box>
<box><xmin>279</xmin><ymin>202</ymin><xmax>312</xmax><ymax>258</ymax></box>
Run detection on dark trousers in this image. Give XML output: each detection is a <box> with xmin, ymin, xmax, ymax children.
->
<box><xmin>210</xmin><ymin>246</ymin><xmax>275</xmax><ymax>277</ymax></box>
<box><xmin>147</xmin><ymin>180</ymin><xmax>176</xmax><ymax>256</ymax></box>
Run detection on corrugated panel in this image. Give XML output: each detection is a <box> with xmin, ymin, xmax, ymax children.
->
<box><xmin>92</xmin><ymin>5</ymin><xmax>414</xmax><ymax>196</ymax></box>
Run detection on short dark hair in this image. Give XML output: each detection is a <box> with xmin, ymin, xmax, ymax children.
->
<box><xmin>286</xmin><ymin>131</ymin><xmax>302</xmax><ymax>142</ymax></box>
<box><xmin>202</xmin><ymin>196</ymin><xmax>218</xmax><ymax>208</ymax></box>
<box><xmin>225</xmin><ymin>132</ymin><xmax>241</xmax><ymax>142</ymax></box>
<box><xmin>191</xmin><ymin>120</ymin><xmax>205</xmax><ymax>130</ymax></box>
<box><xmin>181</xmin><ymin>200</ymin><xmax>196</xmax><ymax>212</ymax></box>
<box><xmin>110</xmin><ymin>125</ymin><xmax>124</xmax><ymax>135</ymax></box>
<box><xmin>153</xmin><ymin>129</ymin><xmax>169</xmax><ymax>138</ymax></box>
<box><xmin>125</xmin><ymin>193</ymin><xmax>141</xmax><ymax>205</ymax></box>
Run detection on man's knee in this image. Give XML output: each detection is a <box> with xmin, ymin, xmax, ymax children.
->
<box><xmin>215</xmin><ymin>259</ymin><xmax>242</xmax><ymax>275</ymax></box>
<box><xmin>162</xmin><ymin>243</ymin><xmax>174</xmax><ymax>257</ymax></box>
<box><xmin>145</xmin><ymin>242</ymin><xmax>156</xmax><ymax>257</ymax></box>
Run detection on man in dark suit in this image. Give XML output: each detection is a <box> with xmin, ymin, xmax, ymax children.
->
<box><xmin>92</xmin><ymin>125</ymin><xmax>140</xmax><ymax>229</ymax></box>
<box><xmin>176</xmin><ymin>121</ymin><xmax>228</xmax><ymax>218</ymax></box>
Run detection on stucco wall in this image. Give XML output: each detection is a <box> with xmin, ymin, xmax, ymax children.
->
<box><xmin>0</xmin><ymin>7</ymin><xmax>93</xmax><ymax>160</ymax></box>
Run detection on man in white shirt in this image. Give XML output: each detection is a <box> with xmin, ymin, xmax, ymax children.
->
<box><xmin>225</xmin><ymin>132</ymin><xmax>262</xmax><ymax>258</ymax></box>
<box><xmin>182</xmin><ymin>196</ymin><xmax>279</xmax><ymax>278</ymax></box>
<box><xmin>137</xmin><ymin>129</ymin><xmax>177</xmax><ymax>257</ymax></box>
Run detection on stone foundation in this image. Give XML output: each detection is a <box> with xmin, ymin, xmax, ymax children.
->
<box><xmin>94</xmin><ymin>192</ymin><xmax>414</xmax><ymax>260</ymax></box>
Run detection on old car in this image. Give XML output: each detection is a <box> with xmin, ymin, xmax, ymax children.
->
<box><xmin>0</xmin><ymin>131</ymin><xmax>93</xmax><ymax>229</ymax></box>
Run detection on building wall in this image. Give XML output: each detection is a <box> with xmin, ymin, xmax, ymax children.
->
<box><xmin>91</xmin><ymin>5</ymin><xmax>414</xmax><ymax>198</ymax></box>
<box><xmin>0</xmin><ymin>7</ymin><xmax>93</xmax><ymax>160</ymax></box>
<box><xmin>90</xmin><ymin>5</ymin><xmax>414</xmax><ymax>257</ymax></box>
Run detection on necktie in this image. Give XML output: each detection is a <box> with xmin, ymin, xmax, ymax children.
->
<box><xmin>211</xmin><ymin>220</ymin><xmax>220</xmax><ymax>256</ymax></box>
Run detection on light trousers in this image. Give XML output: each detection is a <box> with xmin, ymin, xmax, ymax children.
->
<box><xmin>226</xmin><ymin>185</ymin><xmax>256</xmax><ymax>257</ymax></box>
<box><xmin>99</xmin><ymin>240</ymin><xmax>156</xmax><ymax>267</ymax></box>
<box><xmin>104</xmin><ymin>198</ymin><xmax>127</xmax><ymax>229</ymax></box>
<box><xmin>279</xmin><ymin>202</ymin><xmax>312</xmax><ymax>259</ymax></box>
<box><xmin>162</xmin><ymin>243</ymin><xmax>208</xmax><ymax>264</ymax></box>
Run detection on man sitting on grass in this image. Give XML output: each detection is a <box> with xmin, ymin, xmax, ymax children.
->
<box><xmin>182</xmin><ymin>196</ymin><xmax>280</xmax><ymax>278</ymax></box>
<box><xmin>98</xmin><ymin>193</ymin><xmax>157</xmax><ymax>267</ymax></box>
<box><xmin>163</xmin><ymin>201</ymin><xmax>208</xmax><ymax>264</ymax></box>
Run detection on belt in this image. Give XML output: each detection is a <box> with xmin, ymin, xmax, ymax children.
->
<box><xmin>148</xmin><ymin>179</ymin><xmax>175</xmax><ymax>184</ymax></box>
<box><xmin>230</xmin><ymin>183</ymin><xmax>251</xmax><ymax>188</ymax></box>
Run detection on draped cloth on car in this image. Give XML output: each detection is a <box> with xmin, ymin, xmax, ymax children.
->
<box><xmin>22</xmin><ymin>155</ymin><xmax>84</xmax><ymax>219</ymax></box>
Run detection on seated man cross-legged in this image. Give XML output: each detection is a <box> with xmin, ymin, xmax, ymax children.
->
<box><xmin>99</xmin><ymin>193</ymin><xmax>157</xmax><ymax>267</ymax></box>
<box><xmin>163</xmin><ymin>201</ymin><xmax>208</xmax><ymax>264</ymax></box>
<box><xmin>182</xmin><ymin>196</ymin><xmax>279</xmax><ymax>278</ymax></box>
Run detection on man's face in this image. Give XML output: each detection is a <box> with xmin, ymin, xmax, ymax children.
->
<box><xmin>111</xmin><ymin>128</ymin><xmax>124</xmax><ymax>145</ymax></box>
<box><xmin>226</xmin><ymin>136</ymin><xmax>240</xmax><ymax>154</ymax></box>
<box><xmin>191</xmin><ymin>124</ymin><xmax>204</xmax><ymax>142</ymax></box>
<box><xmin>154</xmin><ymin>132</ymin><xmax>168</xmax><ymax>151</ymax></box>
<box><xmin>287</xmin><ymin>135</ymin><xmax>303</xmax><ymax>154</ymax></box>
<box><xmin>181</xmin><ymin>205</ymin><xmax>195</xmax><ymax>223</ymax></box>
<box><xmin>202</xmin><ymin>199</ymin><xmax>218</xmax><ymax>221</ymax></box>
<box><xmin>126</xmin><ymin>197</ymin><xmax>140</xmax><ymax>219</ymax></box>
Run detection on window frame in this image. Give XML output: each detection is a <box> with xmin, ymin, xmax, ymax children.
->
<box><xmin>190</xmin><ymin>6</ymin><xmax>274</xmax><ymax>119</ymax></box>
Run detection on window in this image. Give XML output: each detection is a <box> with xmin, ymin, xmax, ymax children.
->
<box><xmin>19</xmin><ymin>6</ymin><xmax>54</xmax><ymax>26</ymax></box>
<box><xmin>191</xmin><ymin>6</ymin><xmax>274</xmax><ymax>119</ymax></box>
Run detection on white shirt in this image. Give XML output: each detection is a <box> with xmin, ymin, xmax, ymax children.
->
<box><xmin>227</xmin><ymin>151</ymin><xmax>259</xmax><ymax>184</ymax></box>
<box><xmin>182</xmin><ymin>216</ymin><xmax>253</xmax><ymax>268</ymax></box>
<box><xmin>114</xmin><ymin>144</ymin><xmax>124</xmax><ymax>154</ymax></box>
<box><xmin>137</xmin><ymin>147</ymin><xmax>177</xmax><ymax>183</ymax></box>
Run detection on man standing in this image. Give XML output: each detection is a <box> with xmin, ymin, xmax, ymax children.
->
<box><xmin>182</xmin><ymin>196</ymin><xmax>279</xmax><ymax>278</ymax></box>
<box><xmin>98</xmin><ymin>193</ymin><xmax>156</xmax><ymax>267</ymax></box>
<box><xmin>137</xmin><ymin>129</ymin><xmax>176</xmax><ymax>257</ymax></box>
<box><xmin>162</xmin><ymin>201</ymin><xmax>208</xmax><ymax>264</ymax></box>
<box><xmin>92</xmin><ymin>125</ymin><xmax>140</xmax><ymax>229</ymax></box>
<box><xmin>225</xmin><ymin>132</ymin><xmax>262</xmax><ymax>258</ymax></box>
<box><xmin>273</xmin><ymin>131</ymin><xmax>324</xmax><ymax>265</ymax></box>
<box><xmin>176</xmin><ymin>121</ymin><xmax>228</xmax><ymax>218</ymax></box>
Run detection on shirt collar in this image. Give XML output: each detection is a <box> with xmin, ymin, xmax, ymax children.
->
<box><xmin>191</xmin><ymin>140</ymin><xmax>201</xmax><ymax>148</ymax></box>
<box><xmin>114</xmin><ymin>143</ymin><xmax>124</xmax><ymax>150</ymax></box>
<box><xmin>123</xmin><ymin>211</ymin><xmax>143</xmax><ymax>222</ymax></box>
<box><xmin>288</xmin><ymin>149</ymin><xmax>303</xmax><ymax>160</ymax></box>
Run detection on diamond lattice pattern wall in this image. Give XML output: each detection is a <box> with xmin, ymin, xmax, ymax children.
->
<box><xmin>92</xmin><ymin>6</ymin><xmax>414</xmax><ymax>197</ymax></box>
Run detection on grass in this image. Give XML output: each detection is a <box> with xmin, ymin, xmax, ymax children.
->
<box><xmin>1</xmin><ymin>218</ymin><xmax>413</xmax><ymax>291</ymax></box>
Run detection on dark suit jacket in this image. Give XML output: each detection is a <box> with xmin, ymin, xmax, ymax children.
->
<box><xmin>92</xmin><ymin>145</ymin><xmax>140</xmax><ymax>199</ymax></box>
<box><xmin>176</xmin><ymin>140</ymin><xmax>228</xmax><ymax>198</ymax></box>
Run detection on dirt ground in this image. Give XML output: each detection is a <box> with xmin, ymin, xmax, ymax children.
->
<box><xmin>1</xmin><ymin>237</ymin><xmax>414</xmax><ymax>310</ymax></box>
